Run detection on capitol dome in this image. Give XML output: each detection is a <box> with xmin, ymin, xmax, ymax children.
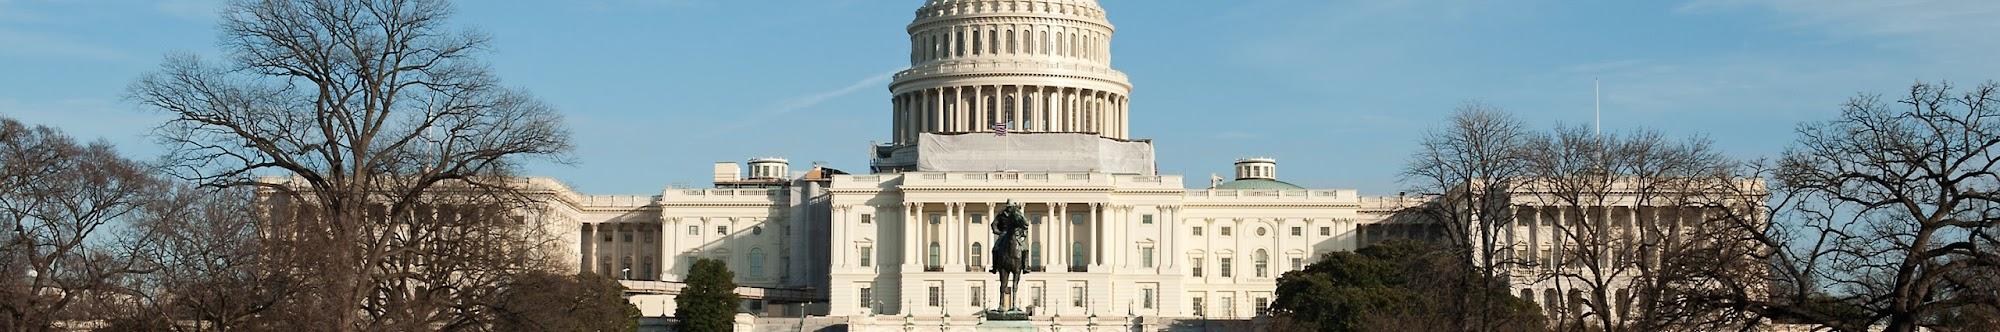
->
<box><xmin>887</xmin><ymin>0</ymin><xmax>1133</xmax><ymax>146</ymax></box>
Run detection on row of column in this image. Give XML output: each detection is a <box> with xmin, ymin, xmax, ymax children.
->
<box><xmin>909</xmin><ymin>22</ymin><xmax>1111</xmax><ymax>65</ymax></box>
<box><xmin>892</xmin><ymin>85</ymin><xmax>1130</xmax><ymax>144</ymax></box>
<box><xmin>579</xmin><ymin>223</ymin><xmax>662</xmax><ymax>280</ymax></box>
<box><xmin>1490</xmin><ymin>206</ymin><xmax>1716</xmax><ymax>270</ymax></box>
<box><xmin>895</xmin><ymin>202</ymin><xmax>1112</xmax><ymax>272</ymax></box>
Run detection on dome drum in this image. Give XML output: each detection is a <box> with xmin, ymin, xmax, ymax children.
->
<box><xmin>889</xmin><ymin>84</ymin><xmax>1128</xmax><ymax>145</ymax></box>
<box><xmin>890</xmin><ymin>0</ymin><xmax>1131</xmax><ymax>147</ymax></box>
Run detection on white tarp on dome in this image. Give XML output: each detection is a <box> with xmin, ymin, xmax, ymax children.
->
<box><xmin>911</xmin><ymin>132</ymin><xmax>1155</xmax><ymax>175</ymax></box>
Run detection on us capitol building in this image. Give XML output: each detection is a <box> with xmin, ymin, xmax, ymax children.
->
<box><xmin>528</xmin><ymin>0</ymin><xmax>1449</xmax><ymax>329</ymax></box>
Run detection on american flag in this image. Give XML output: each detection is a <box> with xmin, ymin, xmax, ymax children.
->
<box><xmin>992</xmin><ymin>121</ymin><xmax>1008</xmax><ymax>136</ymax></box>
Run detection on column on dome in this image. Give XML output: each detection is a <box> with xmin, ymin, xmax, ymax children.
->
<box><xmin>974</xmin><ymin>86</ymin><xmax>987</xmax><ymax>133</ymax></box>
<box><xmin>1109</xmin><ymin>95</ymin><xmax>1119</xmax><ymax>139</ymax></box>
<box><xmin>906</xmin><ymin>93</ymin><xmax>918</xmax><ymax>142</ymax></box>
<box><xmin>1080</xmin><ymin>90</ymin><xmax>1096</xmax><ymax>134</ymax></box>
<box><xmin>1008</xmin><ymin>85</ymin><xmax>1021</xmax><ymax>132</ymax></box>
<box><xmin>1121</xmin><ymin>95</ymin><xmax>1131</xmax><ymax>138</ymax></box>
<box><xmin>1101</xmin><ymin>91</ymin><xmax>1112</xmax><ymax>138</ymax></box>
<box><xmin>1085</xmin><ymin>91</ymin><xmax>1096</xmax><ymax>136</ymax></box>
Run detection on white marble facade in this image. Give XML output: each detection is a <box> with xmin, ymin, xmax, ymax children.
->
<box><xmin>534</xmin><ymin>1</ymin><xmax>1455</xmax><ymax>328</ymax></box>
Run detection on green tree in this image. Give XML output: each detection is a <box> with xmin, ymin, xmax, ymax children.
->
<box><xmin>494</xmin><ymin>272</ymin><xmax>639</xmax><ymax>332</ymax></box>
<box><xmin>676</xmin><ymin>259</ymin><xmax>740</xmax><ymax>332</ymax></box>
<box><xmin>1270</xmin><ymin>241</ymin><xmax>1546</xmax><ymax>332</ymax></box>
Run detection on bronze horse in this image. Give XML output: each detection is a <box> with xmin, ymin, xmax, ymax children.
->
<box><xmin>989</xmin><ymin>201</ymin><xmax>1032</xmax><ymax>314</ymax></box>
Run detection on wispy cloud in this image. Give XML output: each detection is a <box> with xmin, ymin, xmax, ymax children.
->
<box><xmin>1677</xmin><ymin>0</ymin><xmax>2000</xmax><ymax>56</ymax></box>
<box><xmin>703</xmin><ymin>69</ymin><xmax>899</xmax><ymax>134</ymax></box>
<box><xmin>0</xmin><ymin>28</ymin><xmax>131</xmax><ymax>61</ymax></box>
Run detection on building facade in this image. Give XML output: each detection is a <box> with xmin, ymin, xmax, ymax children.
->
<box><xmin>525</xmin><ymin>0</ymin><xmax>1473</xmax><ymax>330</ymax></box>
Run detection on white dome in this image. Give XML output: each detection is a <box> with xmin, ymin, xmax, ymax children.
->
<box><xmin>887</xmin><ymin>0</ymin><xmax>1133</xmax><ymax>147</ymax></box>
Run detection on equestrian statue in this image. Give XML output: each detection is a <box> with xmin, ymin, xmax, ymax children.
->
<box><xmin>985</xmin><ymin>200</ymin><xmax>1032</xmax><ymax>320</ymax></box>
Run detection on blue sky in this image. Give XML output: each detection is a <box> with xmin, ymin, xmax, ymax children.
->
<box><xmin>3</xmin><ymin>0</ymin><xmax>1997</xmax><ymax>195</ymax></box>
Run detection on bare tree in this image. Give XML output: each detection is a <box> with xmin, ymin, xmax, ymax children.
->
<box><xmin>1403</xmin><ymin>102</ymin><xmax>1535</xmax><ymax>330</ymax></box>
<box><xmin>1752</xmin><ymin>81</ymin><xmax>2000</xmax><ymax>332</ymax></box>
<box><xmin>0</xmin><ymin>116</ymin><xmax>163</xmax><ymax>331</ymax></box>
<box><xmin>127</xmin><ymin>0</ymin><xmax>572</xmax><ymax>329</ymax></box>
<box><xmin>1513</xmin><ymin>125</ymin><xmax>1765</xmax><ymax>331</ymax></box>
<box><xmin>119</xmin><ymin>185</ymin><xmax>303</xmax><ymax>331</ymax></box>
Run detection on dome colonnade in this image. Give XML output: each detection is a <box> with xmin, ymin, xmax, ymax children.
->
<box><xmin>889</xmin><ymin>0</ymin><xmax>1134</xmax><ymax>145</ymax></box>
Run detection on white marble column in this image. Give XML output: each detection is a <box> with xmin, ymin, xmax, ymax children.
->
<box><xmin>948</xmin><ymin>202</ymin><xmax>962</xmax><ymax>268</ymax></box>
<box><xmin>833</xmin><ymin>209</ymin><xmax>847</xmax><ymax>268</ymax></box>
<box><xmin>1089</xmin><ymin>203</ymin><xmax>1102</xmax><ymax>268</ymax></box>
<box><xmin>1155</xmin><ymin>210</ymin><xmax>1168</xmax><ymax>271</ymax></box>
<box><xmin>1055</xmin><ymin>202</ymin><xmax>1069</xmax><ymax>268</ymax></box>
<box><xmin>905</xmin><ymin>202</ymin><xmax>919</xmax><ymax>267</ymax></box>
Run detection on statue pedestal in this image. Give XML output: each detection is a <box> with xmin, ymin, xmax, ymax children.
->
<box><xmin>982</xmin><ymin>309</ymin><xmax>1030</xmax><ymax>321</ymax></box>
<box><xmin>974</xmin><ymin>320</ymin><xmax>1036</xmax><ymax>332</ymax></box>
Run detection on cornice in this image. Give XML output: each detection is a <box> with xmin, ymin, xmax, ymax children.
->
<box><xmin>908</xmin><ymin>14</ymin><xmax>1115</xmax><ymax>33</ymax></box>
<box><xmin>1181</xmin><ymin>202</ymin><xmax>1362</xmax><ymax>208</ymax></box>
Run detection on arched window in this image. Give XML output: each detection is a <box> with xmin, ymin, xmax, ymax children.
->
<box><xmin>1031</xmin><ymin>242</ymin><xmax>1043</xmax><ymax>268</ymax></box>
<box><xmin>1254</xmin><ymin>249</ymin><xmax>1270</xmax><ymax>278</ymax></box>
<box><xmin>1071</xmin><ymin>241</ymin><xmax>1084</xmax><ymax>266</ymax></box>
<box><xmin>971</xmin><ymin>242</ymin><xmax>985</xmax><ymax>267</ymax></box>
<box><xmin>747</xmin><ymin>248</ymin><xmax>766</xmax><ymax>278</ymax></box>
<box><xmin>927</xmin><ymin>242</ymin><xmax>942</xmax><ymax>268</ymax></box>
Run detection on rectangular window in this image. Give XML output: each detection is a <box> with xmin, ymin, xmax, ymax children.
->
<box><xmin>1142</xmin><ymin>247</ymin><xmax>1156</xmax><ymax>268</ymax></box>
<box><xmin>1142</xmin><ymin>214</ymin><xmax>1154</xmax><ymax>224</ymax></box>
<box><xmin>623</xmin><ymin>232</ymin><xmax>633</xmax><ymax>242</ymax></box>
<box><xmin>1070</xmin><ymin>214</ymin><xmax>1084</xmax><ymax>224</ymax></box>
<box><xmin>1255</xmin><ymin>297</ymin><xmax>1270</xmax><ymax>315</ymax></box>
<box><xmin>1031</xmin><ymin>286</ymin><xmax>1045</xmax><ymax>307</ymax></box>
<box><xmin>1291</xmin><ymin>257</ymin><xmax>1303</xmax><ymax>271</ymax></box>
<box><xmin>1143</xmin><ymin>288</ymin><xmax>1156</xmax><ymax>309</ymax></box>
<box><xmin>644</xmin><ymin>232</ymin><xmax>654</xmax><ymax>243</ymax></box>
<box><xmin>859</xmin><ymin>287</ymin><xmax>873</xmax><ymax>308</ymax></box>
<box><xmin>1290</xmin><ymin>227</ymin><xmax>1302</xmax><ymax>236</ymax></box>
<box><xmin>1221</xmin><ymin>258</ymin><xmax>1234</xmax><ymax>277</ymax></box>
<box><xmin>1192</xmin><ymin>227</ymin><xmax>1203</xmax><ymax>236</ymax></box>
<box><xmin>716</xmin><ymin>226</ymin><xmax>728</xmax><ymax>235</ymax></box>
<box><xmin>929</xmin><ymin>214</ymin><xmax>941</xmax><ymax>224</ymax></box>
<box><xmin>1192</xmin><ymin>258</ymin><xmax>1204</xmax><ymax>277</ymax></box>
<box><xmin>688</xmin><ymin>226</ymin><xmax>699</xmax><ymax>236</ymax></box>
<box><xmin>860</xmin><ymin>246</ymin><xmax>873</xmax><ymax>267</ymax></box>
<box><xmin>971</xmin><ymin>286</ymin><xmax>985</xmax><ymax>307</ymax></box>
<box><xmin>1072</xmin><ymin>286</ymin><xmax>1086</xmax><ymax>307</ymax></box>
<box><xmin>603</xmin><ymin>232</ymin><xmax>612</xmax><ymax>242</ymax></box>
<box><xmin>1192</xmin><ymin>296</ymin><xmax>1205</xmax><ymax>316</ymax></box>
<box><xmin>1221</xmin><ymin>227</ymin><xmax>1232</xmax><ymax>236</ymax></box>
<box><xmin>1031</xmin><ymin>214</ymin><xmax>1043</xmax><ymax>224</ymax></box>
<box><xmin>860</xmin><ymin>214</ymin><xmax>872</xmax><ymax>224</ymax></box>
<box><xmin>1320</xmin><ymin>226</ymin><xmax>1331</xmax><ymax>236</ymax></box>
<box><xmin>971</xmin><ymin>213</ymin><xmax>984</xmax><ymax>224</ymax></box>
<box><xmin>928</xmin><ymin>286</ymin><xmax>942</xmax><ymax>306</ymax></box>
<box><xmin>1220</xmin><ymin>295</ymin><xmax>1235</xmax><ymax>317</ymax></box>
